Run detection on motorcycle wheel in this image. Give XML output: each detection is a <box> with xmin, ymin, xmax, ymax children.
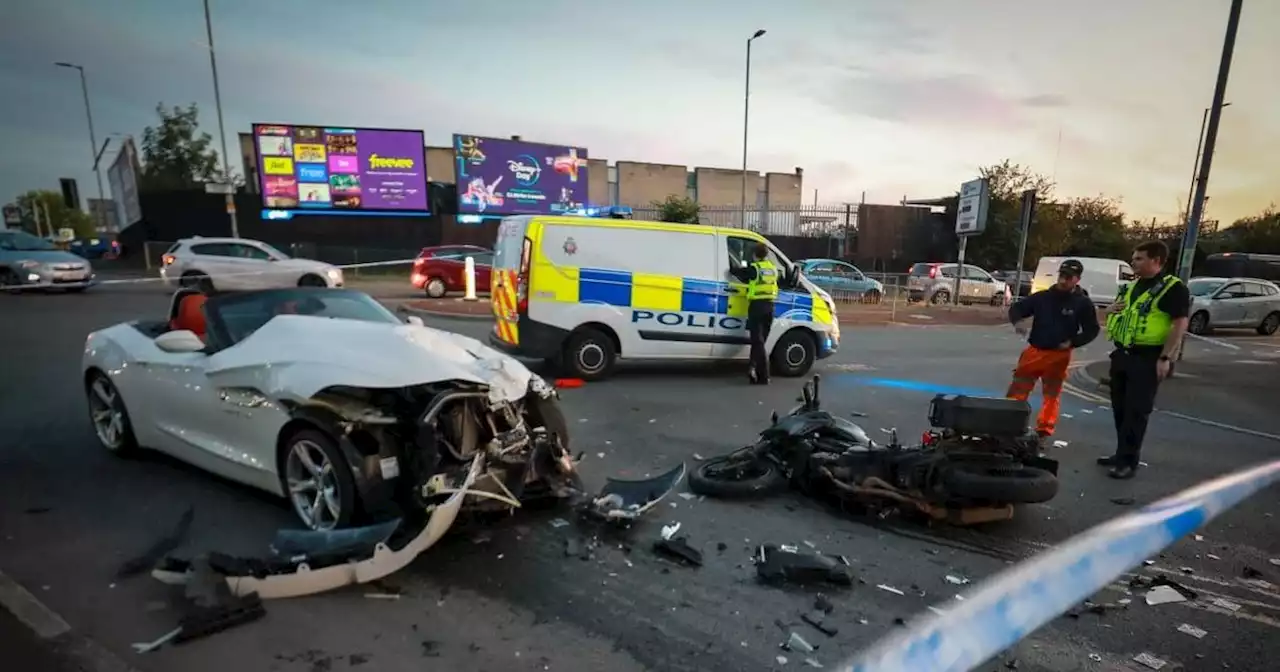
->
<box><xmin>941</xmin><ymin>463</ymin><xmax>1058</xmax><ymax>504</ymax></box>
<box><xmin>688</xmin><ymin>452</ymin><xmax>787</xmax><ymax>499</ymax></box>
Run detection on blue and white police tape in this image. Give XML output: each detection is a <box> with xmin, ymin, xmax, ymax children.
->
<box><xmin>842</xmin><ymin>458</ymin><xmax>1280</xmax><ymax>672</ymax></box>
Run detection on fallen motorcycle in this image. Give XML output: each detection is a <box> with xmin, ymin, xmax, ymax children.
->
<box><xmin>688</xmin><ymin>375</ymin><xmax>1059</xmax><ymax>515</ymax></box>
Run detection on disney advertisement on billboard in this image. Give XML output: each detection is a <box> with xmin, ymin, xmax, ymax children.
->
<box><xmin>453</xmin><ymin>134</ymin><xmax>588</xmax><ymax>216</ymax></box>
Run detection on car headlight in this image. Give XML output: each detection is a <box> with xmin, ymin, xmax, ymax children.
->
<box><xmin>17</xmin><ymin>260</ymin><xmax>41</xmax><ymax>270</ymax></box>
<box><xmin>326</xmin><ymin>268</ymin><xmax>341</xmax><ymax>280</ymax></box>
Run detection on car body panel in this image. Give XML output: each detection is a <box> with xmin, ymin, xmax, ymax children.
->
<box><xmin>799</xmin><ymin>259</ymin><xmax>883</xmax><ymax>299</ymax></box>
<box><xmin>411</xmin><ymin>245</ymin><xmax>493</xmax><ymax>294</ymax></box>
<box><xmin>159</xmin><ymin>238</ymin><xmax>342</xmax><ymax>290</ymax></box>
<box><xmin>0</xmin><ymin>231</ymin><xmax>95</xmax><ymax>289</ymax></box>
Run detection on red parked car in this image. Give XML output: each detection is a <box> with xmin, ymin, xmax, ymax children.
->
<box><xmin>411</xmin><ymin>245</ymin><xmax>493</xmax><ymax>298</ymax></box>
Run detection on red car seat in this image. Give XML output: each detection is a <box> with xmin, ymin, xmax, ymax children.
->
<box><xmin>169</xmin><ymin>294</ymin><xmax>208</xmax><ymax>341</ymax></box>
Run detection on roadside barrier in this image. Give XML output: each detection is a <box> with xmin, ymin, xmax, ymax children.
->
<box><xmin>841</xmin><ymin>458</ymin><xmax>1280</xmax><ymax>671</ymax></box>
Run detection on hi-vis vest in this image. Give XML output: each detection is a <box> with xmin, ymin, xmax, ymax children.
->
<box><xmin>747</xmin><ymin>260</ymin><xmax>779</xmax><ymax>301</ymax></box>
<box><xmin>1106</xmin><ymin>275</ymin><xmax>1181</xmax><ymax>347</ymax></box>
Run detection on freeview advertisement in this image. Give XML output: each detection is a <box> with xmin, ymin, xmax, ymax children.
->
<box><xmin>254</xmin><ymin>123</ymin><xmax>430</xmax><ymax>219</ymax></box>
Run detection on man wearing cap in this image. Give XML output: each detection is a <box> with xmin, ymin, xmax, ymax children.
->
<box><xmin>1006</xmin><ymin>259</ymin><xmax>1100</xmax><ymax>440</ymax></box>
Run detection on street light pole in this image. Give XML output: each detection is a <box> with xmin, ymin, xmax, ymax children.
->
<box><xmin>203</xmin><ymin>0</ymin><xmax>240</xmax><ymax>238</ymax></box>
<box><xmin>1180</xmin><ymin>0</ymin><xmax>1242</xmax><ymax>284</ymax></box>
<box><xmin>1182</xmin><ymin>103</ymin><xmax>1231</xmax><ymax>225</ymax></box>
<box><xmin>55</xmin><ymin>62</ymin><xmax>107</xmax><ymax>232</ymax></box>
<box><xmin>740</xmin><ymin>29</ymin><xmax>766</xmax><ymax>230</ymax></box>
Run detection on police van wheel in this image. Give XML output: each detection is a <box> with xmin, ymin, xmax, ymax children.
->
<box><xmin>770</xmin><ymin>330</ymin><xmax>815</xmax><ymax>378</ymax></box>
<box><xmin>562</xmin><ymin>327</ymin><xmax>617</xmax><ymax>381</ymax></box>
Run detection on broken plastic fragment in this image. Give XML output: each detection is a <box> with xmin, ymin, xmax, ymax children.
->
<box><xmin>804</xmin><ymin>658</ymin><xmax>823</xmax><ymax>668</ymax></box>
<box><xmin>583</xmin><ymin>463</ymin><xmax>686</xmax><ymax>522</ymax></box>
<box><xmin>1145</xmin><ymin>585</ymin><xmax>1187</xmax><ymax>606</ymax></box>
<box><xmin>1132</xmin><ymin>652</ymin><xmax>1167</xmax><ymax>670</ymax></box>
<box><xmin>550</xmin><ymin>518</ymin><xmax>570</xmax><ymax>528</ymax></box>
<box><xmin>1052</xmin><ymin>440</ymin><xmax>1068</xmax><ymax>448</ymax></box>
<box><xmin>944</xmin><ymin>574</ymin><xmax>970</xmax><ymax>585</ymax></box>
<box><xmin>877</xmin><ymin>584</ymin><xmax>906</xmax><ymax>596</ymax></box>
<box><xmin>653</xmin><ymin>536</ymin><xmax>703</xmax><ymax>567</ymax></box>
<box><xmin>1210</xmin><ymin>597</ymin><xmax>1242</xmax><ymax>612</ymax></box>
<box><xmin>755</xmin><ymin>545</ymin><xmax>853</xmax><ymax>587</ymax></box>
<box><xmin>271</xmin><ymin>518</ymin><xmax>402</xmax><ymax>558</ymax></box>
<box><xmin>1176</xmin><ymin>623</ymin><xmax>1207</xmax><ymax>639</ymax></box>
<box><xmin>785</xmin><ymin>631</ymin><xmax>816</xmax><ymax>653</ymax></box>
<box><xmin>661</xmin><ymin>522</ymin><xmax>682</xmax><ymax>541</ymax></box>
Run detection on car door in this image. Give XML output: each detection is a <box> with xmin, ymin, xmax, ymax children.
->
<box><xmin>959</xmin><ymin>265</ymin><xmax>985</xmax><ymax>300</ymax></box>
<box><xmin>715</xmin><ymin>234</ymin><xmax>777</xmax><ymax>358</ymax></box>
<box><xmin>129</xmin><ymin>342</ymin><xmax>228</xmax><ymax>468</ymax></box>
<box><xmin>936</xmin><ymin>264</ymin><xmax>960</xmax><ymax>300</ymax></box>
<box><xmin>833</xmin><ymin>261</ymin><xmax>871</xmax><ymax>294</ymax></box>
<box><xmin>803</xmin><ymin>262</ymin><xmax>837</xmax><ymax>293</ymax></box>
<box><xmin>226</xmin><ymin>242</ymin><xmax>278</xmax><ymax>289</ymax></box>
<box><xmin>187</xmin><ymin>242</ymin><xmax>233</xmax><ymax>284</ymax></box>
<box><xmin>1211</xmin><ymin>282</ymin><xmax>1248</xmax><ymax>325</ymax></box>
<box><xmin>1240</xmin><ymin>282</ymin><xmax>1270</xmax><ymax>324</ymax></box>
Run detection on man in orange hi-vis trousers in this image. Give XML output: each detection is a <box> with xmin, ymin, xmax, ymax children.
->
<box><xmin>1006</xmin><ymin>260</ymin><xmax>1101</xmax><ymax>440</ymax></box>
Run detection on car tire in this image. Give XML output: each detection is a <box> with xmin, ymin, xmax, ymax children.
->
<box><xmin>989</xmin><ymin>293</ymin><xmax>1004</xmax><ymax>306</ymax></box>
<box><xmin>931</xmin><ymin>289</ymin><xmax>951</xmax><ymax>305</ymax></box>
<box><xmin>770</xmin><ymin>329</ymin><xmax>816</xmax><ymax>378</ymax></box>
<box><xmin>85</xmin><ymin>372</ymin><xmax>139</xmax><ymax>456</ymax></box>
<box><xmin>1189</xmin><ymin>310</ymin><xmax>1211</xmax><ymax>335</ymax></box>
<box><xmin>425</xmin><ymin>277</ymin><xmax>447</xmax><ymax>298</ymax></box>
<box><xmin>1258</xmin><ymin>311</ymin><xmax>1280</xmax><ymax>336</ymax></box>
<box><xmin>863</xmin><ymin>289</ymin><xmax>882</xmax><ymax>304</ymax></box>
<box><xmin>1</xmin><ymin>268</ymin><xmax>23</xmax><ymax>294</ymax></box>
<box><xmin>941</xmin><ymin>463</ymin><xmax>1059</xmax><ymax>504</ymax></box>
<box><xmin>279</xmin><ymin>428</ymin><xmax>359</xmax><ymax>531</ymax></box>
<box><xmin>298</xmin><ymin>273</ymin><xmax>327</xmax><ymax>288</ymax></box>
<box><xmin>561</xmin><ymin>327</ymin><xmax>617</xmax><ymax>381</ymax></box>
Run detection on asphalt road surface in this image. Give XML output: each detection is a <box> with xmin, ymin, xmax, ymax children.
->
<box><xmin>3</xmin><ymin>283</ymin><xmax>1280</xmax><ymax>672</ymax></box>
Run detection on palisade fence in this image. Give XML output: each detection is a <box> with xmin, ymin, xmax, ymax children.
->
<box><xmin>629</xmin><ymin>204</ymin><xmax>858</xmax><ymax>238</ymax></box>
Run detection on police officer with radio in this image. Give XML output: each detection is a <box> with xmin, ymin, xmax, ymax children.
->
<box><xmin>1098</xmin><ymin>240</ymin><xmax>1191</xmax><ymax>480</ymax></box>
<box><xmin>731</xmin><ymin>243</ymin><xmax>779</xmax><ymax>384</ymax></box>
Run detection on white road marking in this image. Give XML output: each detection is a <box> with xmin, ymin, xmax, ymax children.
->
<box><xmin>1186</xmin><ymin>332</ymin><xmax>1243</xmax><ymax>350</ymax></box>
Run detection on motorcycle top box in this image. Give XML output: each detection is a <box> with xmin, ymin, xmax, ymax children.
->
<box><xmin>928</xmin><ymin>394</ymin><xmax>1030</xmax><ymax>437</ymax></box>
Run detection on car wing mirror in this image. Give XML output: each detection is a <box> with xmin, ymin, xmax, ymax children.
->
<box><xmin>406</xmin><ymin>315</ymin><xmax>425</xmax><ymax>326</ymax></box>
<box><xmin>155</xmin><ymin>330</ymin><xmax>207</xmax><ymax>353</ymax></box>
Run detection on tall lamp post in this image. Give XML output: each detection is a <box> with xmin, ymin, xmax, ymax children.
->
<box><xmin>740</xmin><ymin>29</ymin><xmax>766</xmax><ymax>230</ymax></box>
<box><xmin>203</xmin><ymin>0</ymin><xmax>240</xmax><ymax>238</ymax></box>
<box><xmin>54</xmin><ymin>62</ymin><xmax>107</xmax><ymax>231</ymax></box>
<box><xmin>1182</xmin><ymin>102</ymin><xmax>1231</xmax><ymax>226</ymax></box>
<box><xmin>1180</xmin><ymin>0</ymin><xmax>1242</xmax><ymax>284</ymax></box>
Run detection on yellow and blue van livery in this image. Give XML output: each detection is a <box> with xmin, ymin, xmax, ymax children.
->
<box><xmin>488</xmin><ymin>215</ymin><xmax>839</xmax><ymax>380</ymax></box>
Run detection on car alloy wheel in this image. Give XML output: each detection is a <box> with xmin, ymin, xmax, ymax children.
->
<box><xmin>426</xmin><ymin>277</ymin><xmax>447</xmax><ymax>298</ymax></box>
<box><xmin>87</xmin><ymin>374</ymin><xmax>133</xmax><ymax>453</ymax></box>
<box><xmin>931</xmin><ymin>289</ymin><xmax>950</xmax><ymax>305</ymax></box>
<box><xmin>285</xmin><ymin>438</ymin><xmax>345</xmax><ymax>531</ymax></box>
<box><xmin>1189</xmin><ymin>311</ymin><xmax>1209</xmax><ymax>335</ymax></box>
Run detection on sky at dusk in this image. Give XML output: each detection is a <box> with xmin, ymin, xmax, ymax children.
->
<box><xmin>2</xmin><ymin>0</ymin><xmax>1277</xmax><ymax>224</ymax></box>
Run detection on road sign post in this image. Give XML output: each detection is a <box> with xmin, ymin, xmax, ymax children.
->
<box><xmin>953</xmin><ymin>178</ymin><xmax>990</xmax><ymax>305</ymax></box>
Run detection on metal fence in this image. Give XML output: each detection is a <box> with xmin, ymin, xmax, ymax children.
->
<box><xmin>628</xmin><ymin>204</ymin><xmax>857</xmax><ymax>238</ymax></box>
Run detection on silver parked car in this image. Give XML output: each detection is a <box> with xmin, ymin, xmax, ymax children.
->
<box><xmin>0</xmin><ymin>229</ymin><xmax>95</xmax><ymax>292</ymax></box>
<box><xmin>1186</xmin><ymin>276</ymin><xmax>1280</xmax><ymax>336</ymax></box>
<box><xmin>907</xmin><ymin>262</ymin><xmax>1008</xmax><ymax>305</ymax></box>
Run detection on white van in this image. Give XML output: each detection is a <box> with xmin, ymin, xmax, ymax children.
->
<box><xmin>486</xmin><ymin>215</ymin><xmax>841</xmax><ymax>380</ymax></box>
<box><xmin>1032</xmin><ymin>256</ymin><xmax>1136</xmax><ymax>305</ymax></box>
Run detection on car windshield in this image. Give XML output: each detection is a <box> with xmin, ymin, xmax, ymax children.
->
<box><xmin>0</xmin><ymin>230</ymin><xmax>56</xmax><ymax>251</ymax></box>
<box><xmin>1188</xmin><ymin>279</ymin><xmax>1226</xmax><ymax>296</ymax></box>
<box><xmin>207</xmin><ymin>289</ymin><xmax>402</xmax><ymax>345</ymax></box>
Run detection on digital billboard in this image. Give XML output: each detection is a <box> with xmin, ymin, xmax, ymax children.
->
<box><xmin>454</xmin><ymin>135</ymin><xmax>588</xmax><ymax>216</ymax></box>
<box><xmin>253</xmin><ymin>124</ymin><xmax>429</xmax><ymax>214</ymax></box>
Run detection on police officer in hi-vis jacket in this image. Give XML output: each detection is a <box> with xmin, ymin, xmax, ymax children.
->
<box><xmin>731</xmin><ymin>243</ymin><xmax>779</xmax><ymax>385</ymax></box>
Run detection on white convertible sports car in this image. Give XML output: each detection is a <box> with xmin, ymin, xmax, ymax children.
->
<box><xmin>82</xmin><ymin>287</ymin><xmax>580</xmax><ymax>532</ymax></box>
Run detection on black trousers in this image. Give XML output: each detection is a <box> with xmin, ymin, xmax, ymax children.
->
<box><xmin>1109</xmin><ymin>347</ymin><xmax>1163</xmax><ymax>467</ymax></box>
<box><xmin>746</xmin><ymin>299</ymin><xmax>775</xmax><ymax>381</ymax></box>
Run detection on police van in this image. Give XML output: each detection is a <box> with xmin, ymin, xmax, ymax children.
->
<box><xmin>487</xmin><ymin>213</ymin><xmax>840</xmax><ymax>380</ymax></box>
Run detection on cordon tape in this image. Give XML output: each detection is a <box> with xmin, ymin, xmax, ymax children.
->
<box><xmin>89</xmin><ymin>258</ymin><xmax>421</xmax><ymax>286</ymax></box>
<box><xmin>841</xmin><ymin>457</ymin><xmax>1280</xmax><ymax>671</ymax></box>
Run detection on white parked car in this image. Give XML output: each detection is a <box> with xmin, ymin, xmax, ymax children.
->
<box><xmin>1187</xmin><ymin>276</ymin><xmax>1280</xmax><ymax>336</ymax></box>
<box><xmin>81</xmin><ymin>287</ymin><xmax>580</xmax><ymax>532</ymax></box>
<box><xmin>159</xmin><ymin>237</ymin><xmax>343</xmax><ymax>291</ymax></box>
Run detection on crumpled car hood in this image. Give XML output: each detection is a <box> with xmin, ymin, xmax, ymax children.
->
<box><xmin>205</xmin><ymin>315</ymin><xmax>534</xmax><ymax>403</ymax></box>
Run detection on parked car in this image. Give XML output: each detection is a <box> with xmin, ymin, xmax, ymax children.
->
<box><xmin>1032</xmin><ymin>256</ymin><xmax>1134</xmax><ymax>305</ymax></box>
<box><xmin>411</xmin><ymin>245</ymin><xmax>492</xmax><ymax>298</ymax></box>
<box><xmin>798</xmin><ymin>258</ymin><xmax>884</xmax><ymax>303</ymax></box>
<box><xmin>1186</xmin><ymin>277</ymin><xmax>1280</xmax><ymax>336</ymax></box>
<box><xmin>159</xmin><ymin>237</ymin><xmax>342</xmax><ymax>292</ymax></box>
<box><xmin>0</xmin><ymin>229</ymin><xmax>95</xmax><ymax>292</ymax></box>
<box><xmin>907</xmin><ymin>262</ymin><xmax>1007</xmax><ymax>305</ymax></box>
<box><xmin>992</xmin><ymin>270</ymin><xmax>1034</xmax><ymax>299</ymax></box>
<box><xmin>68</xmin><ymin>237</ymin><xmax>120</xmax><ymax>260</ymax></box>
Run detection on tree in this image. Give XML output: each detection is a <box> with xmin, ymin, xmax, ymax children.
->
<box><xmin>14</xmin><ymin>190</ymin><xmax>94</xmax><ymax>238</ymax></box>
<box><xmin>138</xmin><ymin>102</ymin><xmax>223</xmax><ymax>191</ymax></box>
<box><xmin>1062</xmin><ymin>194</ymin><xmax>1128</xmax><ymax>259</ymax></box>
<box><xmin>1224</xmin><ymin>205</ymin><xmax>1280</xmax><ymax>253</ymax></box>
<box><xmin>653</xmin><ymin>195</ymin><xmax>700</xmax><ymax>224</ymax></box>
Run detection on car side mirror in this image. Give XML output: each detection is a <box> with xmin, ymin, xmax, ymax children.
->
<box><xmin>406</xmin><ymin>315</ymin><xmax>425</xmax><ymax>326</ymax></box>
<box><xmin>155</xmin><ymin>330</ymin><xmax>207</xmax><ymax>353</ymax></box>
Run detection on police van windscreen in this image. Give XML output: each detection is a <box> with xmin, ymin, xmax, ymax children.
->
<box><xmin>493</xmin><ymin>218</ymin><xmax>527</xmax><ymax>270</ymax></box>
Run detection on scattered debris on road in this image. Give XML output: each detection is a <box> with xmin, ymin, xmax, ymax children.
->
<box><xmin>581</xmin><ymin>463</ymin><xmax>686</xmax><ymax>524</ymax></box>
<box><xmin>944</xmin><ymin>574</ymin><xmax>970</xmax><ymax>585</ymax></box>
<box><xmin>1145</xmin><ymin>585</ymin><xmax>1189</xmax><ymax>605</ymax></box>
<box><xmin>755</xmin><ymin>545</ymin><xmax>854</xmax><ymax>586</ymax></box>
<box><xmin>784</xmin><ymin>631</ymin><xmax>817</xmax><ymax>653</ymax></box>
<box><xmin>876</xmin><ymin>584</ymin><xmax>906</xmax><ymax>596</ymax></box>
<box><xmin>653</xmin><ymin>536</ymin><xmax>703</xmax><ymax>567</ymax></box>
<box><xmin>1132</xmin><ymin>652</ymin><xmax>1168</xmax><ymax>670</ymax></box>
<box><xmin>1177</xmin><ymin>623</ymin><xmax>1208</xmax><ymax>639</ymax></box>
<box><xmin>1109</xmin><ymin>497</ymin><xmax>1136</xmax><ymax>506</ymax></box>
<box><xmin>133</xmin><ymin>558</ymin><xmax>266</xmax><ymax>653</ymax></box>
